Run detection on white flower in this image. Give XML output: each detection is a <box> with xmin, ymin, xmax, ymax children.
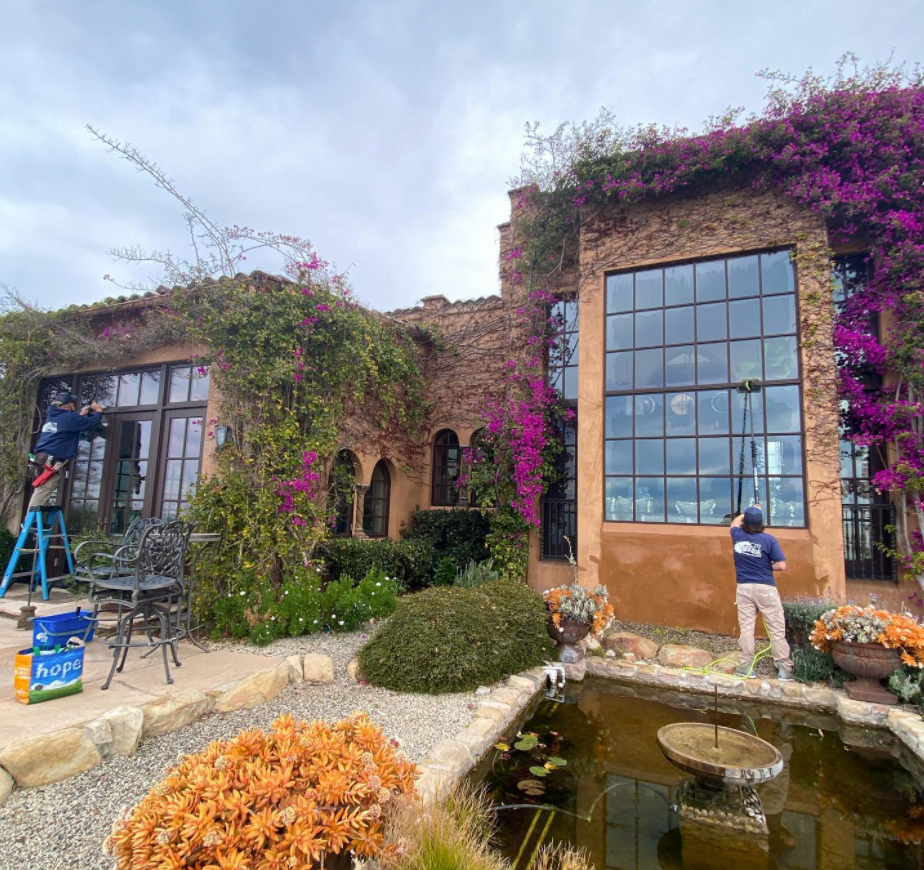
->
<box><xmin>376</xmin><ymin>582</ymin><xmax>381</xmax><ymax>587</ymax></box>
<box><xmin>339</xmin><ymin>620</ymin><xmax>345</xmax><ymax>626</ymax></box>
<box><xmin>371</xmin><ymin>592</ymin><xmax>375</xmax><ymax>596</ymax></box>
<box><xmin>271</xmin><ymin>616</ymin><xmax>275</xmax><ymax>621</ymax></box>
<box><xmin>239</xmin><ymin>591</ymin><xmax>246</xmax><ymax>596</ymax></box>
<box><xmin>284</xmin><ymin>590</ymin><xmax>288</xmax><ymax>595</ymax></box>
<box><xmin>313</xmin><ymin>619</ymin><xmax>318</xmax><ymax>624</ymax></box>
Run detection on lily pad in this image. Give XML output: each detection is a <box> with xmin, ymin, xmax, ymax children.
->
<box><xmin>517</xmin><ymin>778</ymin><xmax>545</xmax><ymax>791</ymax></box>
<box><xmin>515</xmin><ymin>737</ymin><xmax>538</xmax><ymax>751</ymax></box>
<box><xmin>546</xmin><ymin>756</ymin><xmax>567</xmax><ymax>767</ymax></box>
<box><xmin>529</xmin><ymin>766</ymin><xmax>549</xmax><ymax>777</ymax></box>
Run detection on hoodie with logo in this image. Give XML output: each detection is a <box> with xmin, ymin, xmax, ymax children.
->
<box><xmin>34</xmin><ymin>406</ymin><xmax>103</xmax><ymax>460</ymax></box>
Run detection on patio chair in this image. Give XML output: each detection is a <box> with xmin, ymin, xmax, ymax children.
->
<box><xmin>89</xmin><ymin>519</ymin><xmax>192</xmax><ymax>690</ymax></box>
<box><xmin>73</xmin><ymin>516</ymin><xmax>164</xmax><ymax>586</ymax></box>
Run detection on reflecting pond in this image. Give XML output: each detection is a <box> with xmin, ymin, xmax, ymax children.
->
<box><xmin>475</xmin><ymin>678</ymin><xmax>924</xmax><ymax>870</ymax></box>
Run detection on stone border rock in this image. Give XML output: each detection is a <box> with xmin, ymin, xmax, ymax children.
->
<box><xmin>584</xmin><ymin>654</ymin><xmax>924</xmax><ymax>761</ymax></box>
<box><xmin>0</xmin><ymin>653</ymin><xmax>334</xmax><ymax>797</ymax></box>
<box><xmin>414</xmin><ymin>667</ymin><xmax>549</xmax><ymax>804</ymax></box>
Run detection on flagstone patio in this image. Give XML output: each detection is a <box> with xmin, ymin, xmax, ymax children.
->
<box><xmin>0</xmin><ymin>584</ymin><xmax>281</xmax><ymax>749</ymax></box>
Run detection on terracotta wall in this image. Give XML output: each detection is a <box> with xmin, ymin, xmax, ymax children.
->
<box><xmin>547</xmin><ymin>184</ymin><xmax>846</xmax><ymax>635</ymax></box>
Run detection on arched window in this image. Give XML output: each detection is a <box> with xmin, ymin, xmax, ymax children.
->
<box><xmin>363</xmin><ymin>461</ymin><xmax>390</xmax><ymax>538</ymax></box>
<box><xmin>431</xmin><ymin>429</ymin><xmax>461</xmax><ymax>506</ymax></box>
<box><xmin>330</xmin><ymin>451</ymin><xmax>355</xmax><ymax>537</ymax></box>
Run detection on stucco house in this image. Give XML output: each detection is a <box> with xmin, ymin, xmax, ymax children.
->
<box><xmin>5</xmin><ymin>176</ymin><xmax>912</xmax><ymax>635</ymax></box>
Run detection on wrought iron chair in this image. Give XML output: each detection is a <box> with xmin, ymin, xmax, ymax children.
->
<box><xmin>74</xmin><ymin>516</ymin><xmax>164</xmax><ymax>586</ymax></box>
<box><xmin>88</xmin><ymin>520</ymin><xmax>193</xmax><ymax>689</ymax></box>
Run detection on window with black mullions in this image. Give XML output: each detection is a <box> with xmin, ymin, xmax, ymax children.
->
<box><xmin>432</xmin><ymin>429</ymin><xmax>462</xmax><ymax>506</ymax></box>
<box><xmin>604</xmin><ymin>250</ymin><xmax>806</xmax><ymax>527</ymax></box>
<box><xmin>550</xmin><ymin>298</ymin><xmax>579</xmax><ymax>402</ymax></box>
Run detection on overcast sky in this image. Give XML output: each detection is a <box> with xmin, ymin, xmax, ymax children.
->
<box><xmin>1</xmin><ymin>1</ymin><xmax>922</xmax><ymax>313</ymax></box>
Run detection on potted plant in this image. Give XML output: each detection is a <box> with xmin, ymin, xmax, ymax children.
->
<box><xmin>544</xmin><ymin>582</ymin><xmax>614</xmax><ymax>659</ymax></box>
<box><xmin>811</xmin><ymin>605</ymin><xmax>924</xmax><ymax>704</ymax></box>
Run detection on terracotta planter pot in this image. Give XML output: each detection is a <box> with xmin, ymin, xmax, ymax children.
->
<box><xmin>831</xmin><ymin>640</ymin><xmax>901</xmax><ymax>705</ymax></box>
<box><xmin>547</xmin><ymin>615</ymin><xmax>590</xmax><ymax>646</ymax></box>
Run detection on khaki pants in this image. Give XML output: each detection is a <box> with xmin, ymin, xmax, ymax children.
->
<box><xmin>27</xmin><ymin>461</ymin><xmax>68</xmax><ymax>510</ymax></box>
<box><xmin>736</xmin><ymin>582</ymin><xmax>792</xmax><ymax>669</ymax></box>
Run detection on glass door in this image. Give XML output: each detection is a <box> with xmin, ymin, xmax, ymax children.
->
<box><xmin>105</xmin><ymin>413</ymin><xmax>158</xmax><ymax>535</ymax></box>
<box><xmin>156</xmin><ymin>411</ymin><xmax>205</xmax><ymax>519</ymax></box>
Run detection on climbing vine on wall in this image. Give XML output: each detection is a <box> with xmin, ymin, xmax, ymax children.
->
<box><xmin>497</xmin><ymin>54</ymin><xmax>924</xmax><ymax>585</ymax></box>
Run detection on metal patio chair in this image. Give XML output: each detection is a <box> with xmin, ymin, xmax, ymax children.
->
<box><xmin>74</xmin><ymin>516</ymin><xmax>164</xmax><ymax>587</ymax></box>
<box><xmin>88</xmin><ymin>519</ymin><xmax>192</xmax><ymax>690</ymax></box>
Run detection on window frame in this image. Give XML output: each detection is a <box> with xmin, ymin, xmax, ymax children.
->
<box><xmin>363</xmin><ymin>460</ymin><xmax>391</xmax><ymax>538</ymax></box>
<box><xmin>431</xmin><ymin>429</ymin><xmax>462</xmax><ymax>506</ymax></box>
<box><xmin>33</xmin><ymin>361</ymin><xmax>211</xmax><ymax>537</ymax></box>
<box><xmin>601</xmin><ymin>248</ymin><xmax>808</xmax><ymax>528</ymax></box>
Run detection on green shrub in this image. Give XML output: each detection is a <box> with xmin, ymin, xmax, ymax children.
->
<box><xmin>783</xmin><ymin>596</ymin><xmax>837</xmax><ymax>652</ymax></box>
<box><xmin>454</xmin><ymin>558</ymin><xmax>500</xmax><ymax>588</ymax></box>
<box><xmin>209</xmin><ymin>566</ymin><xmax>398</xmax><ymax>645</ymax></box>
<box><xmin>889</xmin><ymin>666</ymin><xmax>924</xmax><ymax>707</ymax></box>
<box><xmin>0</xmin><ymin>526</ymin><xmax>16</xmax><ymax>573</ymax></box>
<box><xmin>321</xmin><ymin>537</ymin><xmax>435</xmax><ymax>590</ymax></box>
<box><xmin>433</xmin><ymin>556</ymin><xmax>459</xmax><ymax>587</ymax></box>
<box><xmin>358</xmin><ymin>580</ymin><xmax>556</xmax><ymax>693</ymax></box>
<box><xmin>793</xmin><ymin>647</ymin><xmax>845</xmax><ymax>686</ymax></box>
<box><xmin>402</xmin><ymin>508</ymin><xmax>491</xmax><ymax>568</ymax></box>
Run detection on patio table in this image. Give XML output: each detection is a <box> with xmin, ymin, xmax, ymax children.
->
<box><xmin>173</xmin><ymin>532</ymin><xmax>222</xmax><ymax>652</ymax></box>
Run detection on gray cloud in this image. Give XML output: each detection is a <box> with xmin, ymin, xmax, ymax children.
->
<box><xmin>1</xmin><ymin>0</ymin><xmax>921</xmax><ymax>311</ymax></box>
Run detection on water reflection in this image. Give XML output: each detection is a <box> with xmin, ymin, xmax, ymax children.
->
<box><xmin>478</xmin><ymin>679</ymin><xmax>924</xmax><ymax>869</ymax></box>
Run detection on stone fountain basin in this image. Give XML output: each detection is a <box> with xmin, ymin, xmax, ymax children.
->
<box><xmin>657</xmin><ymin>723</ymin><xmax>783</xmax><ymax>785</ymax></box>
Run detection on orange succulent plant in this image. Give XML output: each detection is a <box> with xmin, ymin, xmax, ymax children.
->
<box><xmin>105</xmin><ymin>713</ymin><xmax>418</xmax><ymax>869</ymax></box>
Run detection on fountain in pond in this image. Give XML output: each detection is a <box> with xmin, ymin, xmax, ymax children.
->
<box><xmin>656</xmin><ymin>688</ymin><xmax>784</xmax><ymax>869</ymax></box>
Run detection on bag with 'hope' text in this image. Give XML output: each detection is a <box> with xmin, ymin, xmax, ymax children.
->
<box><xmin>14</xmin><ymin>645</ymin><xmax>85</xmax><ymax>704</ymax></box>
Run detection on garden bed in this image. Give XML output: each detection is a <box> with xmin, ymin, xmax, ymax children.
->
<box><xmin>0</xmin><ymin>630</ymin><xmax>477</xmax><ymax>870</ymax></box>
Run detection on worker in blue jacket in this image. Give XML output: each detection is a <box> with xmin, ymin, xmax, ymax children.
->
<box><xmin>28</xmin><ymin>391</ymin><xmax>104</xmax><ymax>509</ymax></box>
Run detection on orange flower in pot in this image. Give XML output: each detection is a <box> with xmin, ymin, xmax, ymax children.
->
<box><xmin>811</xmin><ymin>605</ymin><xmax>924</xmax><ymax>704</ymax></box>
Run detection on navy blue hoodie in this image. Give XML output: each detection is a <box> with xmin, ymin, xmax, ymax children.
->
<box><xmin>34</xmin><ymin>406</ymin><xmax>104</xmax><ymax>460</ymax></box>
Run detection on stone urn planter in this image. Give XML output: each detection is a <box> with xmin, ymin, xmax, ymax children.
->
<box><xmin>547</xmin><ymin>616</ymin><xmax>590</xmax><ymax>663</ymax></box>
<box><xmin>831</xmin><ymin>641</ymin><xmax>901</xmax><ymax>705</ymax></box>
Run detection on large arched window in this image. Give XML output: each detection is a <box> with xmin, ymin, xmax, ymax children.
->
<box><xmin>363</xmin><ymin>460</ymin><xmax>391</xmax><ymax>538</ymax></box>
<box><xmin>432</xmin><ymin>429</ymin><xmax>461</xmax><ymax>506</ymax></box>
<box><xmin>330</xmin><ymin>450</ymin><xmax>355</xmax><ymax>537</ymax></box>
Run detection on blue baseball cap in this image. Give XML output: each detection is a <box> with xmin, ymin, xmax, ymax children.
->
<box><xmin>744</xmin><ymin>506</ymin><xmax>763</xmax><ymax>525</ymax></box>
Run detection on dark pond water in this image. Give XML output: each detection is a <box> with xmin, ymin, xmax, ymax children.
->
<box><xmin>475</xmin><ymin>678</ymin><xmax>924</xmax><ymax>870</ymax></box>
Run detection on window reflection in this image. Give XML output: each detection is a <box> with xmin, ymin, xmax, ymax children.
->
<box><xmin>603</xmin><ymin>251</ymin><xmax>804</xmax><ymax>525</ymax></box>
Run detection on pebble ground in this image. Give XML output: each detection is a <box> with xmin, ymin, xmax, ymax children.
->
<box><xmin>0</xmin><ymin>630</ymin><xmax>475</xmax><ymax>870</ymax></box>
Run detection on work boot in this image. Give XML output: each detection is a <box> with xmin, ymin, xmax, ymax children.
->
<box><xmin>734</xmin><ymin>664</ymin><xmax>757</xmax><ymax>678</ymax></box>
<box><xmin>777</xmin><ymin>664</ymin><xmax>794</xmax><ymax>682</ymax></box>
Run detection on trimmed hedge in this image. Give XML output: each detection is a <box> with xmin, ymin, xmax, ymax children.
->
<box><xmin>358</xmin><ymin>580</ymin><xmax>556</xmax><ymax>693</ymax></box>
<box><xmin>321</xmin><ymin>537</ymin><xmax>435</xmax><ymax>591</ymax></box>
<box><xmin>401</xmin><ymin>508</ymin><xmax>491</xmax><ymax>573</ymax></box>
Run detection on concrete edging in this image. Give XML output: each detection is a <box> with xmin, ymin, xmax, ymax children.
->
<box><xmin>585</xmin><ymin>654</ymin><xmax>924</xmax><ymax>760</ymax></box>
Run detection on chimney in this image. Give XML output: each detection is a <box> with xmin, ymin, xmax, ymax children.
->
<box><xmin>421</xmin><ymin>295</ymin><xmax>450</xmax><ymax>310</ymax></box>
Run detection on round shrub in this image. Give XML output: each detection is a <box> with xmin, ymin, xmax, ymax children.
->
<box><xmin>105</xmin><ymin>713</ymin><xmax>417</xmax><ymax>868</ymax></box>
<box><xmin>358</xmin><ymin>580</ymin><xmax>556</xmax><ymax>693</ymax></box>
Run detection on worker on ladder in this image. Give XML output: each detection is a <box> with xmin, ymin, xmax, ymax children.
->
<box><xmin>28</xmin><ymin>391</ymin><xmax>103</xmax><ymax>509</ymax></box>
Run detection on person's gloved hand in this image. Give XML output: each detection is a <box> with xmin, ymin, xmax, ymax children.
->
<box><xmin>91</xmin><ymin>401</ymin><xmax>103</xmax><ymax>412</ymax></box>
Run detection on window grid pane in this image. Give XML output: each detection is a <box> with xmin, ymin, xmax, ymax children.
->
<box><xmin>604</xmin><ymin>250</ymin><xmax>804</xmax><ymax>527</ymax></box>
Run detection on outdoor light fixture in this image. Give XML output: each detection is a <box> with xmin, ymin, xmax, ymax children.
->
<box><xmin>215</xmin><ymin>424</ymin><xmax>231</xmax><ymax>450</ymax></box>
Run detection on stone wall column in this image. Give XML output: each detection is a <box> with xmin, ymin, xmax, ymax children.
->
<box><xmin>352</xmin><ymin>484</ymin><xmax>369</xmax><ymax>538</ymax></box>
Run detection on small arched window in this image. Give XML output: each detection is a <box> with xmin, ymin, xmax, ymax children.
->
<box><xmin>431</xmin><ymin>429</ymin><xmax>461</xmax><ymax>506</ymax></box>
<box><xmin>363</xmin><ymin>460</ymin><xmax>391</xmax><ymax>538</ymax></box>
<box><xmin>330</xmin><ymin>451</ymin><xmax>355</xmax><ymax>537</ymax></box>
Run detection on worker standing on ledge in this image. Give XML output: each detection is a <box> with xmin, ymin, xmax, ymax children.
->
<box><xmin>730</xmin><ymin>504</ymin><xmax>794</xmax><ymax>682</ymax></box>
<box><xmin>27</xmin><ymin>391</ymin><xmax>103</xmax><ymax>510</ymax></box>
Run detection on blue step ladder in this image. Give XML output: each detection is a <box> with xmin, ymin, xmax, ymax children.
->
<box><xmin>0</xmin><ymin>505</ymin><xmax>74</xmax><ymax>601</ymax></box>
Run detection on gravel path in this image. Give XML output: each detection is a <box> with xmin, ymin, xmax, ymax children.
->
<box><xmin>0</xmin><ymin>630</ymin><xmax>475</xmax><ymax>870</ymax></box>
<box><xmin>610</xmin><ymin>618</ymin><xmax>777</xmax><ymax>677</ymax></box>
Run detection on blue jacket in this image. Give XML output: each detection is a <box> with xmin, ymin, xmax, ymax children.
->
<box><xmin>34</xmin><ymin>406</ymin><xmax>103</xmax><ymax>460</ymax></box>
